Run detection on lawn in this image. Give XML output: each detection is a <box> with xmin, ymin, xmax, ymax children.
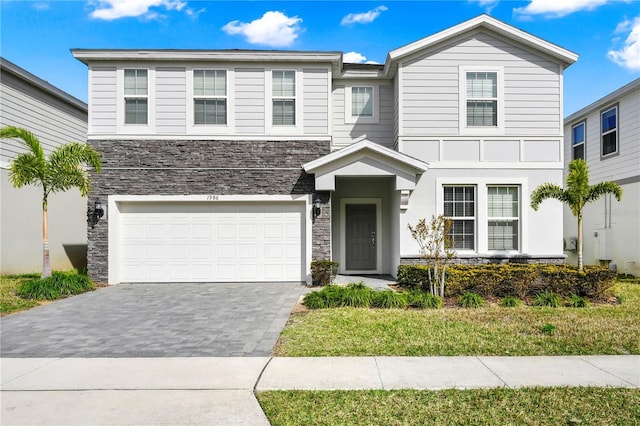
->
<box><xmin>275</xmin><ymin>281</ymin><xmax>640</xmax><ymax>356</ymax></box>
<box><xmin>0</xmin><ymin>274</ymin><xmax>41</xmax><ymax>316</ymax></box>
<box><xmin>258</xmin><ymin>387</ymin><xmax>640</xmax><ymax>426</ymax></box>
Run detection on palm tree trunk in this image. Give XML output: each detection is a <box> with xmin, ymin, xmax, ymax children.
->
<box><xmin>577</xmin><ymin>214</ymin><xmax>583</xmax><ymax>272</ymax></box>
<box><xmin>42</xmin><ymin>201</ymin><xmax>52</xmax><ymax>278</ymax></box>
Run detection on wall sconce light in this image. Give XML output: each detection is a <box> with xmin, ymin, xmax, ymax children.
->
<box><xmin>313</xmin><ymin>195</ymin><xmax>322</xmax><ymax>220</ymax></box>
<box><xmin>89</xmin><ymin>199</ymin><xmax>105</xmax><ymax>228</ymax></box>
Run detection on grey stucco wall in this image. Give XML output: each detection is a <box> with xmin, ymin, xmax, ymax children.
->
<box><xmin>88</xmin><ymin>139</ymin><xmax>330</xmax><ymax>282</ymax></box>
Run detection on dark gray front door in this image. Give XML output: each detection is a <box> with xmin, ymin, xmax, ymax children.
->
<box><xmin>345</xmin><ymin>204</ymin><xmax>376</xmax><ymax>270</ymax></box>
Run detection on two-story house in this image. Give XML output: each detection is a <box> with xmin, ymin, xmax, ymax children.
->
<box><xmin>72</xmin><ymin>15</ymin><xmax>577</xmax><ymax>284</ymax></box>
<box><xmin>563</xmin><ymin>78</ymin><xmax>640</xmax><ymax>277</ymax></box>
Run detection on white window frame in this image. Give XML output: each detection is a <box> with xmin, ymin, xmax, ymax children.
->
<box><xmin>442</xmin><ymin>185</ymin><xmax>476</xmax><ymax>252</ymax></box>
<box><xmin>117</xmin><ymin>67</ymin><xmax>155</xmax><ymax>134</ymax></box>
<box><xmin>487</xmin><ymin>185</ymin><xmax>520</xmax><ymax>252</ymax></box>
<box><xmin>600</xmin><ymin>105</ymin><xmax>618</xmax><ymax>159</ymax></box>
<box><xmin>571</xmin><ymin>120</ymin><xmax>586</xmax><ymax>161</ymax></box>
<box><xmin>265</xmin><ymin>68</ymin><xmax>303</xmax><ymax>135</ymax></box>
<box><xmin>459</xmin><ymin>66</ymin><xmax>504</xmax><ymax>135</ymax></box>
<box><xmin>344</xmin><ymin>84</ymin><xmax>379</xmax><ymax>124</ymax></box>
<box><xmin>186</xmin><ymin>67</ymin><xmax>234</xmax><ymax>134</ymax></box>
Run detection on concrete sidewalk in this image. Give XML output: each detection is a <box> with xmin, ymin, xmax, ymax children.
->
<box><xmin>2</xmin><ymin>356</ymin><xmax>639</xmax><ymax>425</ymax></box>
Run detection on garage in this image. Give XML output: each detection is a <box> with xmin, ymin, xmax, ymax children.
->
<box><xmin>116</xmin><ymin>201</ymin><xmax>306</xmax><ymax>283</ymax></box>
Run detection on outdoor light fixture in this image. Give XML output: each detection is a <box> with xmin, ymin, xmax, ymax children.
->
<box><xmin>313</xmin><ymin>195</ymin><xmax>322</xmax><ymax>220</ymax></box>
<box><xmin>89</xmin><ymin>199</ymin><xmax>105</xmax><ymax>228</ymax></box>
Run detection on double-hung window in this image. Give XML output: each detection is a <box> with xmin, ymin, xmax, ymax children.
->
<box><xmin>572</xmin><ymin>121</ymin><xmax>585</xmax><ymax>160</ymax></box>
<box><xmin>487</xmin><ymin>186</ymin><xmax>519</xmax><ymax>251</ymax></box>
<box><xmin>466</xmin><ymin>71</ymin><xmax>498</xmax><ymax>127</ymax></box>
<box><xmin>272</xmin><ymin>70</ymin><xmax>296</xmax><ymax>126</ymax></box>
<box><xmin>193</xmin><ymin>70</ymin><xmax>227</xmax><ymax>125</ymax></box>
<box><xmin>443</xmin><ymin>186</ymin><xmax>475</xmax><ymax>250</ymax></box>
<box><xmin>124</xmin><ymin>69</ymin><xmax>148</xmax><ymax>125</ymax></box>
<box><xmin>601</xmin><ymin>106</ymin><xmax>618</xmax><ymax>157</ymax></box>
<box><xmin>352</xmin><ymin>86</ymin><xmax>373</xmax><ymax>117</ymax></box>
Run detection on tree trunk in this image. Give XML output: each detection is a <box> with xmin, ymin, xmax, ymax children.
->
<box><xmin>577</xmin><ymin>214</ymin><xmax>583</xmax><ymax>272</ymax></box>
<box><xmin>42</xmin><ymin>202</ymin><xmax>52</xmax><ymax>278</ymax></box>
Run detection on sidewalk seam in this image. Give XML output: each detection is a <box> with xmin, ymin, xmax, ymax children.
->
<box><xmin>373</xmin><ymin>357</ymin><xmax>385</xmax><ymax>390</ymax></box>
<box><xmin>476</xmin><ymin>357</ymin><xmax>509</xmax><ymax>388</ymax></box>
<box><xmin>253</xmin><ymin>356</ymin><xmax>273</xmax><ymax>393</ymax></box>
<box><xmin>0</xmin><ymin>358</ymin><xmax>62</xmax><ymax>387</ymax></box>
<box><xmin>578</xmin><ymin>356</ymin><xmax>638</xmax><ymax>388</ymax></box>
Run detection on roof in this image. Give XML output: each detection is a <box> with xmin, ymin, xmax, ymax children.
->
<box><xmin>564</xmin><ymin>78</ymin><xmax>640</xmax><ymax>123</ymax></box>
<box><xmin>0</xmin><ymin>57</ymin><xmax>87</xmax><ymax>112</ymax></box>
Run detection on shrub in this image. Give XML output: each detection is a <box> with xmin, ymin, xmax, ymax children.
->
<box><xmin>406</xmin><ymin>290</ymin><xmax>443</xmax><ymax>309</ymax></box>
<box><xmin>397</xmin><ymin>265</ymin><xmax>429</xmax><ymax>290</ymax></box>
<box><xmin>340</xmin><ymin>283</ymin><xmax>374</xmax><ymax>308</ymax></box>
<box><xmin>533</xmin><ymin>291</ymin><xmax>561</xmax><ymax>308</ymax></box>
<box><xmin>567</xmin><ymin>294</ymin><xmax>590</xmax><ymax>308</ymax></box>
<box><xmin>499</xmin><ymin>296</ymin><xmax>522</xmax><ymax>308</ymax></box>
<box><xmin>303</xmin><ymin>291</ymin><xmax>328</xmax><ymax>309</ymax></box>
<box><xmin>17</xmin><ymin>271</ymin><xmax>95</xmax><ymax>300</ymax></box>
<box><xmin>310</xmin><ymin>260</ymin><xmax>339</xmax><ymax>286</ymax></box>
<box><xmin>457</xmin><ymin>292</ymin><xmax>485</xmax><ymax>308</ymax></box>
<box><xmin>372</xmin><ymin>290</ymin><xmax>408</xmax><ymax>309</ymax></box>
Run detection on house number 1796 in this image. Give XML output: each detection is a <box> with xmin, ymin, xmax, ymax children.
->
<box><xmin>206</xmin><ymin>195</ymin><xmax>219</xmax><ymax>201</ymax></box>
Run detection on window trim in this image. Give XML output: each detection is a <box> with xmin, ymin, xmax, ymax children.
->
<box><xmin>571</xmin><ymin>120</ymin><xmax>586</xmax><ymax>161</ymax></box>
<box><xmin>487</xmin><ymin>185</ymin><xmax>520</xmax><ymax>252</ymax></box>
<box><xmin>443</xmin><ymin>185</ymin><xmax>477</xmax><ymax>252</ymax></box>
<box><xmin>186</xmin><ymin>67</ymin><xmax>234</xmax><ymax>134</ymax></box>
<box><xmin>265</xmin><ymin>68</ymin><xmax>303</xmax><ymax>135</ymax></box>
<box><xmin>344</xmin><ymin>84</ymin><xmax>380</xmax><ymax>124</ymax></box>
<box><xmin>117</xmin><ymin>67</ymin><xmax>155</xmax><ymax>134</ymax></box>
<box><xmin>600</xmin><ymin>104</ymin><xmax>619</xmax><ymax>159</ymax></box>
<box><xmin>458</xmin><ymin>66</ymin><xmax>504</xmax><ymax>135</ymax></box>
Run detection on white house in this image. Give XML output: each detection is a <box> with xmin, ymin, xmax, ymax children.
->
<box><xmin>71</xmin><ymin>15</ymin><xmax>577</xmax><ymax>284</ymax></box>
<box><xmin>0</xmin><ymin>58</ymin><xmax>89</xmax><ymax>274</ymax></box>
<box><xmin>563</xmin><ymin>78</ymin><xmax>640</xmax><ymax>276</ymax></box>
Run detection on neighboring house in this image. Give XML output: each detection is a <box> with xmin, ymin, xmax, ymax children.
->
<box><xmin>72</xmin><ymin>15</ymin><xmax>577</xmax><ymax>285</ymax></box>
<box><xmin>0</xmin><ymin>58</ymin><xmax>88</xmax><ymax>274</ymax></box>
<box><xmin>563</xmin><ymin>78</ymin><xmax>640</xmax><ymax>276</ymax></box>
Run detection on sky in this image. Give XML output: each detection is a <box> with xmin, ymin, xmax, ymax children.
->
<box><xmin>1</xmin><ymin>0</ymin><xmax>639</xmax><ymax>116</ymax></box>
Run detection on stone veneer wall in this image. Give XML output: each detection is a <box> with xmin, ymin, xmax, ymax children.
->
<box><xmin>88</xmin><ymin>139</ymin><xmax>331</xmax><ymax>283</ymax></box>
<box><xmin>400</xmin><ymin>255</ymin><xmax>566</xmax><ymax>267</ymax></box>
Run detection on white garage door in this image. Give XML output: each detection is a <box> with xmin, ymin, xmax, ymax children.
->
<box><xmin>119</xmin><ymin>202</ymin><xmax>305</xmax><ymax>282</ymax></box>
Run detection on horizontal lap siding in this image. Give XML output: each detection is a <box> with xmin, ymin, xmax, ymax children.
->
<box><xmin>156</xmin><ymin>67</ymin><xmax>186</xmax><ymax>134</ymax></box>
<box><xmin>303</xmin><ymin>68</ymin><xmax>329</xmax><ymax>135</ymax></box>
<box><xmin>401</xmin><ymin>31</ymin><xmax>561</xmax><ymax>136</ymax></box>
<box><xmin>235</xmin><ymin>68</ymin><xmax>265</xmax><ymax>134</ymax></box>
<box><xmin>89</xmin><ymin>66</ymin><xmax>117</xmax><ymax>134</ymax></box>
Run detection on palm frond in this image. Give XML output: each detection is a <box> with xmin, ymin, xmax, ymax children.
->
<box><xmin>587</xmin><ymin>181</ymin><xmax>623</xmax><ymax>203</ymax></box>
<box><xmin>0</xmin><ymin>126</ymin><xmax>45</xmax><ymax>161</ymax></box>
<box><xmin>530</xmin><ymin>183</ymin><xmax>567</xmax><ymax>211</ymax></box>
<box><xmin>46</xmin><ymin>143</ymin><xmax>102</xmax><ymax>196</ymax></box>
<box><xmin>8</xmin><ymin>153</ymin><xmax>45</xmax><ymax>188</ymax></box>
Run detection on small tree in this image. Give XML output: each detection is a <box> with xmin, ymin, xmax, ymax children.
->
<box><xmin>530</xmin><ymin>159</ymin><xmax>622</xmax><ymax>271</ymax></box>
<box><xmin>408</xmin><ymin>215</ymin><xmax>456</xmax><ymax>297</ymax></box>
<box><xmin>1</xmin><ymin>126</ymin><xmax>102</xmax><ymax>278</ymax></box>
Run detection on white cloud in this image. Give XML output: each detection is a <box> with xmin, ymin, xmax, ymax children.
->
<box><xmin>341</xmin><ymin>5</ymin><xmax>388</xmax><ymax>25</ymax></box>
<box><xmin>607</xmin><ymin>16</ymin><xmax>640</xmax><ymax>71</ymax></box>
<box><xmin>33</xmin><ymin>2</ymin><xmax>50</xmax><ymax>11</ymax></box>
<box><xmin>343</xmin><ymin>52</ymin><xmax>367</xmax><ymax>63</ymax></box>
<box><xmin>469</xmin><ymin>0</ymin><xmax>499</xmax><ymax>13</ymax></box>
<box><xmin>89</xmin><ymin>0</ymin><xmax>192</xmax><ymax>20</ymax></box>
<box><xmin>222</xmin><ymin>11</ymin><xmax>302</xmax><ymax>47</ymax></box>
<box><xmin>514</xmin><ymin>0</ymin><xmax>609</xmax><ymax>18</ymax></box>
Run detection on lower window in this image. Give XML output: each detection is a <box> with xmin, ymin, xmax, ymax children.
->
<box><xmin>487</xmin><ymin>186</ymin><xmax>519</xmax><ymax>250</ymax></box>
<box><xmin>444</xmin><ymin>186</ymin><xmax>476</xmax><ymax>250</ymax></box>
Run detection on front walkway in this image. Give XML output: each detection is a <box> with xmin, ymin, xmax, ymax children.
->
<box><xmin>2</xmin><ymin>356</ymin><xmax>638</xmax><ymax>425</ymax></box>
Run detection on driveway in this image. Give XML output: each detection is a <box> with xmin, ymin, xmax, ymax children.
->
<box><xmin>0</xmin><ymin>282</ymin><xmax>306</xmax><ymax>357</ymax></box>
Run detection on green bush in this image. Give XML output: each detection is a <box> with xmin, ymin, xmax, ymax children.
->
<box><xmin>340</xmin><ymin>283</ymin><xmax>374</xmax><ymax>308</ymax></box>
<box><xmin>17</xmin><ymin>271</ymin><xmax>95</xmax><ymax>300</ymax></box>
<box><xmin>372</xmin><ymin>290</ymin><xmax>408</xmax><ymax>309</ymax></box>
<box><xmin>406</xmin><ymin>290</ymin><xmax>443</xmax><ymax>309</ymax></box>
<box><xmin>567</xmin><ymin>294</ymin><xmax>590</xmax><ymax>308</ymax></box>
<box><xmin>310</xmin><ymin>260</ymin><xmax>339</xmax><ymax>287</ymax></box>
<box><xmin>533</xmin><ymin>291</ymin><xmax>562</xmax><ymax>308</ymax></box>
<box><xmin>499</xmin><ymin>296</ymin><xmax>522</xmax><ymax>308</ymax></box>
<box><xmin>457</xmin><ymin>292</ymin><xmax>485</xmax><ymax>308</ymax></box>
<box><xmin>303</xmin><ymin>291</ymin><xmax>328</xmax><ymax>309</ymax></box>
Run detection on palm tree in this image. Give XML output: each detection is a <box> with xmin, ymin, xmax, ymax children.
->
<box><xmin>1</xmin><ymin>126</ymin><xmax>101</xmax><ymax>278</ymax></box>
<box><xmin>530</xmin><ymin>159</ymin><xmax>622</xmax><ymax>271</ymax></box>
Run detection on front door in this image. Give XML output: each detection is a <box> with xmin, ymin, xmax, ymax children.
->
<box><xmin>345</xmin><ymin>204</ymin><xmax>377</xmax><ymax>271</ymax></box>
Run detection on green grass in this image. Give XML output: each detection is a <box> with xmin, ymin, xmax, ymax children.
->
<box><xmin>1</xmin><ymin>274</ymin><xmax>41</xmax><ymax>315</ymax></box>
<box><xmin>258</xmin><ymin>388</ymin><xmax>640</xmax><ymax>426</ymax></box>
<box><xmin>276</xmin><ymin>282</ymin><xmax>640</xmax><ymax>356</ymax></box>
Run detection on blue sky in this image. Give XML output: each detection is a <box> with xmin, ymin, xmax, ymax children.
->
<box><xmin>1</xmin><ymin>0</ymin><xmax>639</xmax><ymax>116</ymax></box>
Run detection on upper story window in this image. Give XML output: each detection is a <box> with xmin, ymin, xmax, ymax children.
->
<box><xmin>572</xmin><ymin>121</ymin><xmax>585</xmax><ymax>160</ymax></box>
<box><xmin>352</xmin><ymin>87</ymin><xmax>373</xmax><ymax>117</ymax></box>
<box><xmin>344</xmin><ymin>84</ymin><xmax>380</xmax><ymax>124</ymax></box>
<box><xmin>124</xmin><ymin>69</ymin><xmax>148</xmax><ymax>125</ymax></box>
<box><xmin>443</xmin><ymin>185</ymin><xmax>475</xmax><ymax>250</ymax></box>
<box><xmin>466</xmin><ymin>72</ymin><xmax>497</xmax><ymax>126</ymax></box>
<box><xmin>487</xmin><ymin>186</ymin><xmax>519</xmax><ymax>251</ymax></box>
<box><xmin>601</xmin><ymin>105</ymin><xmax>618</xmax><ymax>158</ymax></box>
<box><xmin>272</xmin><ymin>70</ymin><xmax>296</xmax><ymax>126</ymax></box>
<box><xmin>193</xmin><ymin>70</ymin><xmax>227</xmax><ymax>125</ymax></box>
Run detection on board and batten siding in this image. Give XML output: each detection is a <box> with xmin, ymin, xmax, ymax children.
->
<box><xmin>564</xmin><ymin>85</ymin><xmax>640</xmax><ymax>184</ymax></box>
<box><xmin>303</xmin><ymin>68</ymin><xmax>329</xmax><ymax>135</ymax></box>
<box><xmin>235</xmin><ymin>67</ymin><xmax>265</xmax><ymax>134</ymax></box>
<box><xmin>331</xmin><ymin>81</ymin><xmax>394</xmax><ymax>149</ymax></box>
<box><xmin>156</xmin><ymin>67</ymin><xmax>186</xmax><ymax>134</ymax></box>
<box><xmin>400</xmin><ymin>30</ymin><xmax>562</xmax><ymax>137</ymax></box>
<box><xmin>88</xmin><ymin>66</ymin><xmax>117</xmax><ymax>134</ymax></box>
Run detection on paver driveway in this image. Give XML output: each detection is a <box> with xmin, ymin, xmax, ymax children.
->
<box><xmin>0</xmin><ymin>282</ymin><xmax>306</xmax><ymax>357</ymax></box>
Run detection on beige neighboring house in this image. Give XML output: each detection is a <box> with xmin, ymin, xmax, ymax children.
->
<box><xmin>0</xmin><ymin>57</ymin><xmax>88</xmax><ymax>274</ymax></box>
<box><xmin>563</xmin><ymin>78</ymin><xmax>640</xmax><ymax>276</ymax></box>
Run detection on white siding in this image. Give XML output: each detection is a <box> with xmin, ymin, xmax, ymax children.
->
<box><xmin>303</xmin><ymin>68</ymin><xmax>329</xmax><ymax>135</ymax></box>
<box><xmin>89</xmin><ymin>66</ymin><xmax>117</xmax><ymax>134</ymax></box>
<box><xmin>332</xmin><ymin>81</ymin><xmax>394</xmax><ymax>149</ymax></box>
<box><xmin>234</xmin><ymin>68</ymin><xmax>265</xmax><ymax>134</ymax></box>
<box><xmin>156</xmin><ymin>67</ymin><xmax>186</xmax><ymax>134</ymax></box>
<box><xmin>400</xmin><ymin>30</ymin><xmax>562</xmax><ymax>137</ymax></box>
